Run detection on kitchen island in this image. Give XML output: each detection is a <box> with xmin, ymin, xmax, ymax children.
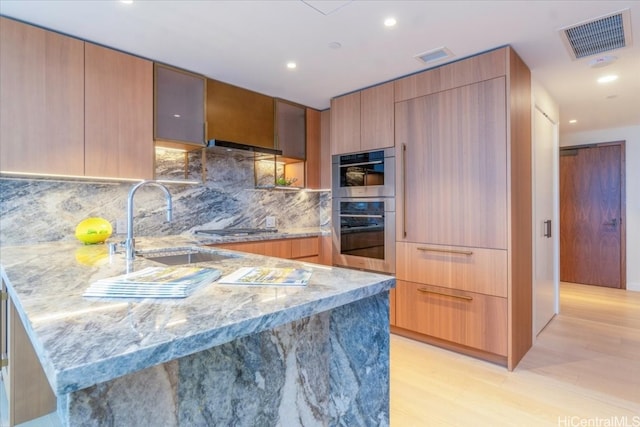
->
<box><xmin>0</xmin><ymin>235</ymin><xmax>394</xmax><ymax>426</ymax></box>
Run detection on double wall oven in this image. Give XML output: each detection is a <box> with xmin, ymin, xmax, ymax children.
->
<box><xmin>332</xmin><ymin>147</ymin><xmax>395</xmax><ymax>274</ymax></box>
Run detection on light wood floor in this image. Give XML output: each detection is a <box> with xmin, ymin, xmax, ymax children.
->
<box><xmin>390</xmin><ymin>282</ymin><xmax>640</xmax><ymax>426</ymax></box>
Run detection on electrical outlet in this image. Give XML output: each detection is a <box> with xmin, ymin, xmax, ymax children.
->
<box><xmin>265</xmin><ymin>216</ymin><xmax>276</xmax><ymax>228</ymax></box>
<box><xmin>116</xmin><ymin>218</ymin><xmax>127</xmax><ymax>234</ymax></box>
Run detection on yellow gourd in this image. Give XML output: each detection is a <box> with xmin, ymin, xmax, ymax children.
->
<box><xmin>75</xmin><ymin>217</ymin><xmax>113</xmax><ymax>244</ymax></box>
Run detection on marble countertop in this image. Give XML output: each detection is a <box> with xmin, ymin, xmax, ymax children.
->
<box><xmin>0</xmin><ymin>231</ymin><xmax>393</xmax><ymax>396</ymax></box>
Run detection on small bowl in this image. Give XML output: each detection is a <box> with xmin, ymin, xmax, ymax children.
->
<box><xmin>75</xmin><ymin>217</ymin><xmax>113</xmax><ymax>245</ymax></box>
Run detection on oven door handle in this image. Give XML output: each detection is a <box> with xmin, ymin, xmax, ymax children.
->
<box><xmin>339</xmin><ymin>161</ymin><xmax>383</xmax><ymax>168</ymax></box>
<box><xmin>339</xmin><ymin>214</ymin><xmax>384</xmax><ymax>219</ymax></box>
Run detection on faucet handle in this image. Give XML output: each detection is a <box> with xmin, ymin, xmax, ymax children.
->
<box><xmin>108</xmin><ymin>241</ymin><xmax>126</xmax><ymax>255</ymax></box>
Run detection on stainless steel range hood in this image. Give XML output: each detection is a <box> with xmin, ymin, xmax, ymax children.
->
<box><xmin>207</xmin><ymin>139</ymin><xmax>282</xmax><ymax>156</ymax></box>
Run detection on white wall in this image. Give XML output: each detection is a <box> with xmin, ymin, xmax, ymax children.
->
<box><xmin>561</xmin><ymin>125</ymin><xmax>640</xmax><ymax>291</ymax></box>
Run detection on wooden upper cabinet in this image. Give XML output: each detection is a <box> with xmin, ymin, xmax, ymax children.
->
<box><xmin>154</xmin><ymin>64</ymin><xmax>206</xmax><ymax>148</ymax></box>
<box><xmin>320</xmin><ymin>110</ymin><xmax>332</xmax><ymax>189</ymax></box>
<box><xmin>0</xmin><ymin>17</ymin><xmax>84</xmax><ymax>175</ymax></box>
<box><xmin>330</xmin><ymin>90</ymin><xmax>360</xmax><ymax>155</ymax></box>
<box><xmin>395</xmin><ymin>77</ymin><xmax>507</xmax><ymax>249</ymax></box>
<box><xmin>207</xmin><ymin>79</ymin><xmax>275</xmax><ymax>149</ymax></box>
<box><xmin>84</xmin><ymin>43</ymin><xmax>154</xmax><ymax>179</ymax></box>
<box><xmin>330</xmin><ymin>81</ymin><xmax>394</xmax><ymax>155</ymax></box>
<box><xmin>360</xmin><ymin>81</ymin><xmax>394</xmax><ymax>150</ymax></box>
<box><xmin>305</xmin><ymin>108</ymin><xmax>322</xmax><ymax>189</ymax></box>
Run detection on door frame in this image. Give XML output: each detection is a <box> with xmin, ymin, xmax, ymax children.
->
<box><xmin>559</xmin><ymin>140</ymin><xmax>626</xmax><ymax>289</ymax></box>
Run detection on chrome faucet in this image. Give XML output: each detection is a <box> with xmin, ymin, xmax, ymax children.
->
<box><xmin>125</xmin><ymin>180</ymin><xmax>173</xmax><ymax>260</ymax></box>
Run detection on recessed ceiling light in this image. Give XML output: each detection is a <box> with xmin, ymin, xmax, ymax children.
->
<box><xmin>173</xmin><ymin>114</ymin><xmax>181</xmax><ymax>118</ymax></box>
<box><xmin>287</xmin><ymin>62</ymin><xmax>297</xmax><ymax>69</ymax></box>
<box><xmin>120</xmin><ymin>0</ymin><xmax>133</xmax><ymax>4</ymax></box>
<box><xmin>384</xmin><ymin>17</ymin><xmax>397</xmax><ymax>27</ymax></box>
<box><xmin>597</xmin><ymin>75</ymin><xmax>618</xmax><ymax>84</ymax></box>
<box><xmin>569</xmin><ymin>119</ymin><xmax>578</xmax><ymax>124</ymax></box>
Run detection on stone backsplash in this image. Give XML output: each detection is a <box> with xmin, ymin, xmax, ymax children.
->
<box><xmin>0</xmin><ymin>149</ymin><xmax>330</xmax><ymax>246</ymax></box>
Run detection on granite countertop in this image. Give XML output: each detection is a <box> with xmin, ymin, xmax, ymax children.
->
<box><xmin>0</xmin><ymin>231</ymin><xmax>393</xmax><ymax>397</ymax></box>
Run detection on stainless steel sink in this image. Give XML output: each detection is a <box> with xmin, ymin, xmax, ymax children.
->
<box><xmin>137</xmin><ymin>247</ymin><xmax>240</xmax><ymax>266</ymax></box>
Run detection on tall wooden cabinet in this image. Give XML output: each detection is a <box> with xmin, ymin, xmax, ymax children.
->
<box><xmin>393</xmin><ymin>47</ymin><xmax>532</xmax><ymax>370</ymax></box>
<box><xmin>330</xmin><ymin>81</ymin><xmax>394</xmax><ymax>155</ymax></box>
<box><xmin>0</xmin><ymin>16</ymin><xmax>85</xmax><ymax>176</ymax></box>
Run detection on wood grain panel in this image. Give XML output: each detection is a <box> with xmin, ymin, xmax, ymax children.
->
<box><xmin>213</xmin><ymin>237</ymin><xmax>320</xmax><ymax>261</ymax></box>
<box><xmin>394</xmin><ymin>47</ymin><xmax>507</xmax><ymax>102</ymax></box>
<box><xmin>319</xmin><ymin>234</ymin><xmax>333</xmax><ymax>266</ymax></box>
<box><xmin>0</xmin><ymin>17</ymin><xmax>84</xmax><ymax>175</ymax></box>
<box><xmin>84</xmin><ymin>43</ymin><xmax>154</xmax><ymax>179</ymax></box>
<box><xmin>560</xmin><ymin>144</ymin><xmax>623</xmax><ymax>288</ymax></box>
<box><xmin>505</xmin><ymin>47</ymin><xmax>533</xmax><ymax>370</ymax></box>
<box><xmin>206</xmin><ymin>79</ymin><xmax>275</xmax><ymax>149</ymax></box>
<box><xmin>290</xmin><ymin>237</ymin><xmax>319</xmax><ymax>259</ymax></box>
<box><xmin>305</xmin><ymin>108</ymin><xmax>321</xmax><ymax>189</ymax></box>
<box><xmin>389</xmin><ymin>288</ymin><xmax>396</xmax><ymax>326</ymax></box>
<box><xmin>395</xmin><ymin>77</ymin><xmax>508</xmax><ymax>249</ymax></box>
<box><xmin>360</xmin><ymin>81</ymin><xmax>394</xmax><ymax>150</ymax></box>
<box><xmin>8</xmin><ymin>297</ymin><xmax>56</xmax><ymax>425</ymax></box>
<box><xmin>330</xmin><ymin>91</ymin><xmax>360</xmax><ymax>155</ymax></box>
<box><xmin>320</xmin><ymin>110</ymin><xmax>332</xmax><ymax>189</ymax></box>
<box><xmin>395</xmin><ymin>280</ymin><xmax>508</xmax><ymax>356</ymax></box>
<box><xmin>396</xmin><ymin>242</ymin><xmax>508</xmax><ymax>297</ymax></box>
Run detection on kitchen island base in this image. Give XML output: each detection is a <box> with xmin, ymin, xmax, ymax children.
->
<box><xmin>56</xmin><ymin>293</ymin><xmax>389</xmax><ymax>426</ymax></box>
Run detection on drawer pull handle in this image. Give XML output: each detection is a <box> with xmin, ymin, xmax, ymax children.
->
<box><xmin>417</xmin><ymin>288</ymin><xmax>473</xmax><ymax>301</ymax></box>
<box><xmin>416</xmin><ymin>247</ymin><xmax>474</xmax><ymax>256</ymax></box>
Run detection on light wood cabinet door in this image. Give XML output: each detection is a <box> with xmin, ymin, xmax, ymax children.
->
<box><xmin>330</xmin><ymin>91</ymin><xmax>360</xmax><ymax>155</ymax></box>
<box><xmin>360</xmin><ymin>81</ymin><xmax>394</xmax><ymax>151</ymax></box>
<box><xmin>291</xmin><ymin>237</ymin><xmax>319</xmax><ymax>259</ymax></box>
<box><xmin>1</xmin><ymin>282</ymin><xmax>56</xmax><ymax>426</ymax></box>
<box><xmin>0</xmin><ymin>17</ymin><xmax>84</xmax><ymax>175</ymax></box>
<box><xmin>396</xmin><ymin>242</ymin><xmax>508</xmax><ymax>297</ymax></box>
<box><xmin>395</xmin><ymin>280</ymin><xmax>507</xmax><ymax>356</ymax></box>
<box><xmin>212</xmin><ymin>237</ymin><xmax>321</xmax><ymax>262</ymax></box>
<box><xmin>305</xmin><ymin>108</ymin><xmax>322</xmax><ymax>189</ymax></box>
<box><xmin>84</xmin><ymin>43</ymin><xmax>154</xmax><ymax>179</ymax></box>
<box><xmin>389</xmin><ymin>288</ymin><xmax>396</xmax><ymax>326</ymax></box>
<box><xmin>396</xmin><ymin>77</ymin><xmax>507</xmax><ymax>249</ymax></box>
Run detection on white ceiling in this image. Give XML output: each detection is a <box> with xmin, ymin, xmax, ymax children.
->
<box><xmin>1</xmin><ymin>0</ymin><xmax>639</xmax><ymax>135</ymax></box>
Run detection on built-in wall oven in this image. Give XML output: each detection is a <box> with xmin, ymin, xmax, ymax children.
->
<box><xmin>332</xmin><ymin>147</ymin><xmax>395</xmax><ymax>198</ymax></box>
<box><xmin>332</xmin><ymin>148</ymin><xmax>395</xmax><ymax>274</ymax></box>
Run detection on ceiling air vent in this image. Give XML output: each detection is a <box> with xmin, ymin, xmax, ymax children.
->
<box><xmin>560</xmin><ymin>9</ymin><xmax>632</xmax><ymax>60</ymax></box>
<box><xmin>414</xmin><ymin>47</ymin><xmax>454</xmax><ymax>65</ymax></box>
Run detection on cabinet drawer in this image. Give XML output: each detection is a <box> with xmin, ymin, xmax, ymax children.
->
<box><xmin>396</xmin><ymin>242</ymin><xmax>507</xmax><ymax>297</ymax></box>
<box><xmin>214</xmin><ymin>240</ymin><xmax>291</xmax><ymax>258</ymax></box>
<box><xmin>395</xmin><ymin>280</ymin><xmax>507</xmax><ymax>356</ymax></box>
<box><xmin>290</xmin><ymin>237</ymin><xmax>319</xmax><ymax>259</ymax></box>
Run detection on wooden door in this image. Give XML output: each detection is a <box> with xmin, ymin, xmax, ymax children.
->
<box><xmin>560</xmin><ymin>143</ymin><xmax>625</xmax><ymax>288</ymax></box>
<box><xmin>0</xmin><ymin>17</ymin><xmax>85</xmax><ymax>175</ymax></box>
<box><xmin>395</xmin><ymin>77</ymin><xmax>507</xmax><ymax>249</ymax></box>
<box><xmin>85</xmin><ymin>43</ymin><xmax>154</xmax><ymax>179</ymax></box>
